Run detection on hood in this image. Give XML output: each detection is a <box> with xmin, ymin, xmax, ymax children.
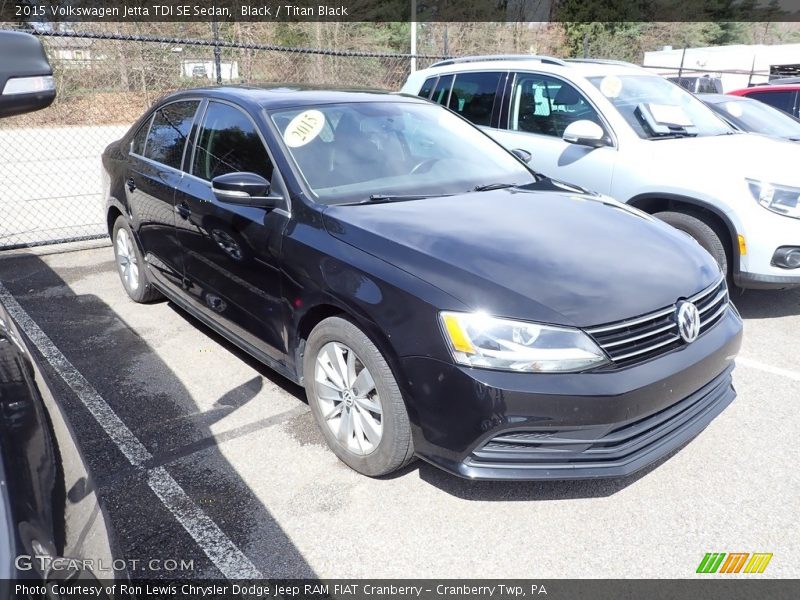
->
<box><xmin>323</xmin><ymin>189</ymin><xmax>721</xmax><ymax>327</ymax></box>
<box><xmin>640</xmin><ymin>132</ymin><xmax>800</xmax><ymax>186</ymax></box>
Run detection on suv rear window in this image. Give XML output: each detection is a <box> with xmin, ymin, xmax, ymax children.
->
<box><xmin>418</xmin><ymin>77</ymin><xmax>437</xmax><ymax>100</ymax></box>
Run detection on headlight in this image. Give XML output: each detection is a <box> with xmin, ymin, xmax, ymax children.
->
<box><xmin>747</xmin><ymin>179</ymin><xmax>800</xmax><ymax>219</ymax></box>
<box><xmin>439</xmin><ymin>311</ymin><xmax>608</xmax><ymax>373</ymax></box>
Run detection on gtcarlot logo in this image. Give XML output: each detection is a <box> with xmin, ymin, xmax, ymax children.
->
<box><xmin>697</xmin><ymin>552</ymin><xmax>773</xmax><ymax>574</ymax></box>
<box><xmin>15</xmin><ymin>555</ymin><xmax>195</xmax><ymax>573</ymax></box>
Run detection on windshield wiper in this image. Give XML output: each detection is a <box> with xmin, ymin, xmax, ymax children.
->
<box><xmin>472</xmin><ymin>182</ymin><xmax>518</xmax><ymax>192</ymax></box>
<box><xmin>650</xmin><ymin>131</ymin><xmax>698</xmax><ymax>140</ymax></box>
<box><xmin>341</xmin><ymin>193</ymin><xmax>449</xmax><ymax>206</ymax></box>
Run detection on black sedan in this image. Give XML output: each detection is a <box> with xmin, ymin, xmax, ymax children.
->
<box><xmin>701</xmin><ymin>93</ymin><xmax>800</xmax><ymax>142</ymax></box>
<box><xmin>102</xmin><ymin>86</ymin><xmax>743</xmax><ymax>480</ymax></box>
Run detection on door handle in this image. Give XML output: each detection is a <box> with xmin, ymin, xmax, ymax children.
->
<box><xmin>175</xmin><ymin>202</ymin><xmax>191</xmax><ymax>220</ymax></box>
<box><xmin>126</xmin><ymin>178</ymin><xmax>136</xmax><ymax>192</ymax></box>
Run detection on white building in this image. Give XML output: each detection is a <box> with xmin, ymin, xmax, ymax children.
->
<box><xmin>180</xmin><ymin>60</ymin><xmax>239</xmax><ymax>83</ymax></box>
<box><xmin>644</xmin><ymin>43</ymin><xmax>800</xmax><ymax>92</ymax></box>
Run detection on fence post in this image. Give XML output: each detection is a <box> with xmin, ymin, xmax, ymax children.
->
<box><xmin>410</xmin><ymin>0</ymin><xmax>417</xmax><ymax>72</ymax></box>
<box><xmin>212</xmin><ymin>19</ymin><xmax>222</xmax><ymax>84</ymax></box>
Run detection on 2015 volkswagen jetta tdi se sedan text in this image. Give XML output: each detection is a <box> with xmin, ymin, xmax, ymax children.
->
<box><xmin>101</xmin><ymin>87</ymin><xmax>743</xmax><ymax>480</ymax></box>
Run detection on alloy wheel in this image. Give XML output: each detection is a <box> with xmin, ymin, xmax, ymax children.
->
<box><xmin>314</xmin><ymin>341</ymin><xmax>383</xmax><ymax>455</ymax></box>
<box><xmin>115</xmin><ymin>227</ymin><xmax>140</xmax><ymax>292</ymax></box>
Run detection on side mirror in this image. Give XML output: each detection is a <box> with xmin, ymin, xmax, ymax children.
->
<box><xmin>562</xmin><ymin>120</ymin><xmax>607</xmax><ymax>148</ymax></box>
<box><xmin>511</xmin><ymin>148</ymin><xmax>532</xmax><ymax>163</ymax></box>
<box><xmin>211</xmin><ymin>172</ymin><xmax>279</xmax><ymax>208</ymax></box>
<box><xmin>0</xmin><ymin>31</ymin><xmax>56</xmax><ymax>119</ymax></box>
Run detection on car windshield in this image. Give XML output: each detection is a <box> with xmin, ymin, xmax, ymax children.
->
<box><xmin>268</xmin><ymin>101</ymin><xmax>535</xmax><ymax>204</ymax></box>
<box><xmin>587</xmin><ymin>75</ymin><xmax>732</xmax><ymax>139</ymax></box>
<box><xmin>707</xmin><ymin>97</ymin><xmax>800</xmax><ymax>140</ymax></box>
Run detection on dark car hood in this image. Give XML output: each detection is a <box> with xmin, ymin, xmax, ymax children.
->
<box><xmin>322</xmin><ymin>189</ymin><xmax>721</xmax><ymax>327</ymax></box>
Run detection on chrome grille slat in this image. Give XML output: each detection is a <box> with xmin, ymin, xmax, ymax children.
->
<box><xmin>689</xmin><ymin>279</ymin><xmax>722</xmax><ymax>303</ymax></box>
<box><xmin>701</xmin><ymin>301</ymin><xmax>728</xmax><ymax>327</ymax></box>
<box><xmin>602</xmin><ymin>321</ymin><xmax>676</xmax><ymax>348</ymax></box>
<box><xmin>697</xmin><ymin>288</ymin><xmax>728</xmax><ymax>313</ymax></box>
<box><xmin>586</xmin><ymin>276</ymin><xmax>728</xmax><ymax>367</ymax></box>
<box><xmin>611</xmin><ymin>334</ymin><xmax>681</xmax><ymax>361</ymax></box>
<box><xmin>585</xmin><ymin>306</ymin><xmax>675</xmax><ymax>335</ymax></box>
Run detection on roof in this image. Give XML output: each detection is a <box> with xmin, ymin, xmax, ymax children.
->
<box><xmin>730</xmin><ymin>84</ymin><xmax>800</xmax><ymax>95</ymax></box>
<box><xmin>415</xmin><ymin>56</ymin><xmax>646</xmax><ymax>79</ymax></box>
<box><xmin>163</xmin><ymin>85</ymin><xmax>426</xmax><ymax>110</ymax></box>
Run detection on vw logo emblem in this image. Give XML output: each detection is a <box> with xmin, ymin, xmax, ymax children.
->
<box><xmin>676</xmin><ymin>301</ymin><xmax>701</xmax><ymax>344</ymax></box>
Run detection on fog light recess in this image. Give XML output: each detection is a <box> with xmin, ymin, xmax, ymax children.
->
<box><xmin>771</xmin><ymin>247</ymin><xmax>800</xmax><ymax>269</ymax></box>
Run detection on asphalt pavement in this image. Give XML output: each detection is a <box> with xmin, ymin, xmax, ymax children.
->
<box><xmin>0</xmin><ymin>241</ymin><xmax>797</xmax><ymax>579</ymax></box>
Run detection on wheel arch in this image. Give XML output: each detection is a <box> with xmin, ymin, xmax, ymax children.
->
<box><xmin>292</xmin><ymin>301</ymin><xmax>407</xmax><ymax>397</ymax></box>
<box><xmin>105</xmin><ymin>198</ymin><xmax>125</xmax><ymax>238</ymax></box>
<box><xmin>628</xmin><ymin>193</ymin><xmax>740</xmax><ymax>275</ymax></box>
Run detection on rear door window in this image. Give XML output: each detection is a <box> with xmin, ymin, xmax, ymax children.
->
<box><xmin>747</xmin><ymin>90</ymin><xmax>797</xmax><ymax>115</ymax></box>
<box><xmin>143</xmin><ymin>101</ymin><xmax>199</xmax><ymax>169</ymax></box>
<box><xmin>431</xmin><ymin>74</ymin><xmax>455</xmax><ymax>110</ymax></box>
<box><xmin>449</xmin><ymin>72</ymin><xmax>502</xmax><ymax>126</ymax></box>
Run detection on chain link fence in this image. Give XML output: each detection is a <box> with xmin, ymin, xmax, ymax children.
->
<box><xmin>0</xmin><ymin>29</ymin><xmax>446</xmax><ymax>249</ymax></box>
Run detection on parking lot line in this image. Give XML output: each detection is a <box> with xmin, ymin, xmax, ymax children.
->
<box><xmin>737</xmin><ymin>356</ymin><xmax>800</xmax><ymax>382</ymax></box>
<box><xmin>0</xmin><ymin>281</ymin><xmax>262</xmax><ymax>579</ymax></box>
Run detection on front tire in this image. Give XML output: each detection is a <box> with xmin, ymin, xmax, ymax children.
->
<box><xmin>654</xmin><ymin>211</ymin><xmax>729</xmax><ymax>280</ymax></box>
<box><xmin>112</xmin><ymin>217</ymin><xmax>162</xmax><ymax>303</ymax></box>
<box><xmin>303</xmin><ymin>317</ymin><xmax>414</xmax><ymax>477</ymax></box>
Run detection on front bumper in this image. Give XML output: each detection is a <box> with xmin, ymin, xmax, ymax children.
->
<box><xmin>737</xmin><ymin>209</ymin><xmax>800</xmax><ymax>289</ymax></box>
<box><xmin>735</xmin><ymin>271</ymin><xmax>800</xmax><ymax>290</ymax></box>
<box><xmin>401</xmin><ymin>309</ymin><xmax>742</xmax><ymax>480</ymax></box>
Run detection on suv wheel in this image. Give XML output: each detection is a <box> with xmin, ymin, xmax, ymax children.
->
<box><xmin>112</xmin><ymin>217</ymin><xmax>163</xmax><ymax>303</ymax></box>
<box><xmin>303</xmin><ymin>316</ymin><xmax>415</xmax><ymax>477</ymax></box>
<box><xmin>654</xmin><ymin>211</ymin><xmax>729</xmax><ymax>280</ymax></box>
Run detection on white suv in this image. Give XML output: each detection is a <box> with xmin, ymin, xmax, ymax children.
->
<box><xmin>401</xmin><ymin>56</ymin><xmax>800</xmax><ymax>289</ymax></box>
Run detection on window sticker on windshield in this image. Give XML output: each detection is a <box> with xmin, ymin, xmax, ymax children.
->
<box><xmin>599</xmin><ymin>75</ymin><xmax>623</xmax><ymax>98</ymax></box>
<box><xmin>723</xmin><ymin>102</ymin><xmax>744</xmax><ymax>118</ymax></box>
<box><xmin>284</xmin><ymin>110</ymin><xmax>325</xmax><ymax>147</ymax></box>
<box><xmin>648</xmin><ymin>103</ymin><xmax>693</xmax><ymax>127</ymax></box>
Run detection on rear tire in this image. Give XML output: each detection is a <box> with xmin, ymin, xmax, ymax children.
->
<box><xmin>112</xmin><ymin>217</ymin><xmax>162</xmax><ymax>303</ymax></box>
<box><xmin>654</xmin><ymin>211</ymin><xmax>730</xmax><ymax>280</ymax></box>
<box><xmin>304</xmin><ymin>316</ymin><xmax>415</xmax><ymax>477</ymax></box>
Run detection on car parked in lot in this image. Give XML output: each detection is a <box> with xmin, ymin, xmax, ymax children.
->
<box><xmin>700</xmin><ymin>93</ymin><xmax>800</xmax><ymax>142</ymax></box>
<box><xmin>402</xmin><ymin>56</ymin><xmax>800</xmax><ymax>289</ymax></box>
<box><xmin>729</xmin><ymin>83</ymin><xmax>800</xmax><ymax>118</ymax></box>
<box><xmin>667</xmin><ymin>74</ymin><xmax>723</xmax><ymax>94</ymax></box>
<box><xmin>102</xmin><ymin>86</ymin><xmax>743</xmax><ymax>480</ymax></box>
<box><xmin>1</xmin><ymin>30</ymin><xmax>118</xmax><ymax>591</ymax></box>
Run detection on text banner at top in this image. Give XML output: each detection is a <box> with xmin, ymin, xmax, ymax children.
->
<box><xmin>3</xmin><ymin>0</ymin><xmax>800</xmax><ymax>23</ymax></box>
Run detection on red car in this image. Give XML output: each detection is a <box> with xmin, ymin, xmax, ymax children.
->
<box><xmin>729</xmin><ymin>84</ymin><xmax>800</xmax><ymax>119</ymax></box>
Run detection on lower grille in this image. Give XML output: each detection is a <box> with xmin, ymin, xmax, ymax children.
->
<box><xmin>469</xmin><ymin>367</ymin><xmax>734</xmax><ymax>469</ymax></box>
<box><xmin>585</xmin><ymin>277</ymin><xmax>729</xmax><ymax>367</ymax></box>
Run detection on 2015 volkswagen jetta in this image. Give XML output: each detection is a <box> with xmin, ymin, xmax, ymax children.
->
<box><xmin>102</xmin><ymin>86</ymin><xmax>743</xmax><ymax>480</ymax></box>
